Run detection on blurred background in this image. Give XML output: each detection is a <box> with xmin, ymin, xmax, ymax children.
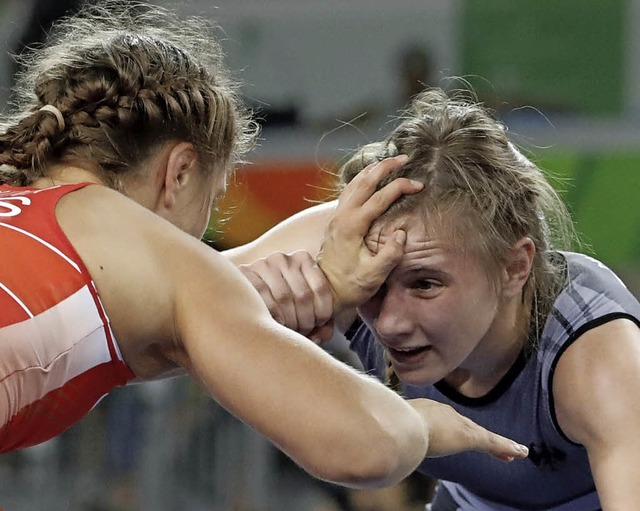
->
<box><xmin>0</xmin><ymin>0</ymin><xmax>639</xmax><ymax>509</ymax></box>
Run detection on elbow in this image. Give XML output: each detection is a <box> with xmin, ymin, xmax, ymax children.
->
<box><xmin>294</xmin><ymin>428</ymin><xmax>425</xmax><ymax>489</ymax></box>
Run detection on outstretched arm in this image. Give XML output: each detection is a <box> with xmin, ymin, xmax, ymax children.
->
<box><xmin>64</xmin><ymin>184</ymin><xmax>427</xmax><ymax>487</ymax></box>
<box><xmin>57</xmin><ymin>175</ymin><xmax>528</xmax><ymax>491</ymax></box>
<box><xmin>167</xmin><ymin>233</ymin><xmax>529</xmax><ymax>487</ymax></box>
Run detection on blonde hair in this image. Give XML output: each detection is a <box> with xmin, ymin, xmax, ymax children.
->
<box><xmin>340</xmin><ymin>88</ymin><xmax>577</xmax><ymax>380</ymax></box>
<box><xmin>0</xmin><ymin>0</ymin><xmax>256</xmax><ymax>189</ymax></box>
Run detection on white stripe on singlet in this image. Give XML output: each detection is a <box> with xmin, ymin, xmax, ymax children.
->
<box><xmin>0</xmin><ymin>221</ymin><xmax>82</xmax><ymax>273</ymax></box>
<box><xmin>0</xmin><ymin>282</ymin><xmax>34</xmax><ymax>318</ymax></box>
<box><xmin>0</xmin><ymin>286</ymin><xmax>112</xmax><ymax>426</ymax></box>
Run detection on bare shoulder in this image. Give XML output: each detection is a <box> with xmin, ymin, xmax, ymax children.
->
<box><xmin>54</xmin><ymin>185</ymin><xmax>215</xmax><ymax>378</ymax></box>
<box><xmin>553</xmin><ymin>317</ymin><xmax>640</xmax><ymax>445</ymax></box>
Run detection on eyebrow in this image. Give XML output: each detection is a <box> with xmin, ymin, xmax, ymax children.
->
<box><xmin>402</xmin><ymin>266</ymin><xmax>450</xmax><ymax>279</ymax></box>
<box><xmin>395</xmin><ymin>252</ymin><xmax>452</xmax><ymax>277</ymax></box>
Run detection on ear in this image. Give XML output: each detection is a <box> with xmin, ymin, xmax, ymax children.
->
<box><xmin>162</xmin><ymin>142</ymin><xmax>198</xmax><ymax>209</ymax></box>
<box><xmin>501</xmin><ymin>237</ymin><xmax>536</xmax><ymax>298</ymax></box>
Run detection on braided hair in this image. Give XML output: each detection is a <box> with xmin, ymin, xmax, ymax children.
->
<box><xmin>0</xmin><ymin>0</ymin><xmax>256</xmax><ymax>189</ymax></box>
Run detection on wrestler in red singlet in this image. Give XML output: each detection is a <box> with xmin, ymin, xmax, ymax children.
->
<box><xmin>0</xmin><ymin>183</ymin><xmax>134</xmax><ymax>453</ymax></box>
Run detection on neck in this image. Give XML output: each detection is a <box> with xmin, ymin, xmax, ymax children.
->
<box><xmin>31</xmin><ymin>164</ymin><xmax>106</xmax><ymax>189</ymax></box>
<box><xmin>446</xmin><ymin>291</ymin><xmax>532</xmax><ymax>397</ymax></box>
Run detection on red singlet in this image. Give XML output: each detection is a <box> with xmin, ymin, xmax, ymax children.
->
<box><xmin>0</xmin><ymin>183</ymin><xmax>135</xmax><ymax>453</ymax></box>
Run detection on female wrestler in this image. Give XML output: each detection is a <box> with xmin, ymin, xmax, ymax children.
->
<box><xmin>230</xmin><ymin>88</ymin><xmax>640</xmax><ymax>509</ymax></box>
<box><xmin>0</xmin><ymin>2</ymin><xmax>527</xmax><ymax>489</ymax></box>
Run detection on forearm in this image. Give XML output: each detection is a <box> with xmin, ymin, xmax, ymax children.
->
<box><xmin>187</xmin><ymin>312</ymin><xmax>427</xmax><ymax>487</ymax></box>
<box><xmin>176</xmin><ymin>248</ymin><xmax>427</xmax><ymax>487</ymax></box>
<box><xmin>224</xmin><ymin>202</ymin><xmax>336</xmax><ymax>265</ymax></box>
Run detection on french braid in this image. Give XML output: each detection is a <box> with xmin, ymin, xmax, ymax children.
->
<box><xmin>0</xmin><ymin>1</ymin><xmax>256</xmax><ymax>188</ymax></box>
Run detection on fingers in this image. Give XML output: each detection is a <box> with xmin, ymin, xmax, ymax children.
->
<box><xmin>279</xmin><ymin>251</ymin><xmax>332</xmax><ymax>334</ymax></box>
<box><xmin>340</xmin><ymin>155</ymin><xmax>422</xmax><ymax>214</ymax></box>
<box><xmin>368</xmin><ymin>229</ymin><xmax>407</xmax><ymax>281</ymax></box>
<box><xmin>342</xmin><ymin>155</ymin><xmax>409</xmax><ymax>207</ymax></box>
<box><xmin>299</xmin><ymin>253</ymin><xmax>334</xmax><ymax>328</ymax></box>
<box><xmin>238</xmin><ymin>265</ymin><xmax>286</xmax><ymax>325</ymax></box>
<box><xmin>238</xmin><ymin>251</ymin><xmax>334</xmax><ymax>337</ymax></box>
<box><xmin>468</xmin><ymin>419</ymin><xmax>529</xmax><ymax>462</ymax></box>
<box><xmin>357</xmin><ymin>178</ymin><xmax>424</xmax><ymax>231</ymax></box>
<box><xmin>336</xmin><ymin>159</ymin><xmax>423</xmax><ymax>240</ymax></box>
<box><xmin>407</xmin><ymin>399</ymin><xmax>529</xmax><ymax>462</ymax></box>
<box><xmin>308</xmin><ymin>322</ymin><xmax>335</xmax><ymax>345</ymax></box>
<box><xmin>458</xmin><ymin>413</ymin><xmax>529</xmax><ymax>462</ymax></box>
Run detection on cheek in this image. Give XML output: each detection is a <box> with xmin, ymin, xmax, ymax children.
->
<box><xmin>443</xmin><ymin>290</ymin><xmax>499</xmax><ymax>342</ymax></box>
<box><xmin>424</xmin><ymin>293</ymin><xmax>492</xmax><ymax>343</ymax></box>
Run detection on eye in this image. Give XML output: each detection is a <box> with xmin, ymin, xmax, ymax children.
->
<box><xmin>412</xmin><ymin>279</ymin><xmax>441</xmax><ymax>293</ymax></box>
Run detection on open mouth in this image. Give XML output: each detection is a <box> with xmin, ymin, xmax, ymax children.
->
<box><xmin>386</xmin><ymin>345</ymin><xmax>432</xmax><ymax>363</ymax></box>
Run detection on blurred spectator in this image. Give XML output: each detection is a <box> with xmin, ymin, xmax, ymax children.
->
<box><xmin>397</xmin><ymin>44</ymin><xmax>434</xmax><ymax>107</ymax></box>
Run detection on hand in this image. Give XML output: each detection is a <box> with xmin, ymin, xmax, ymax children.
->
<box><xmin>316</xmin><ymin>155</ymin><xmax>423</xmax><ymax>313</ymax></box>
<box><xmin>238</xmin><ymin>250</ymin><xmax>335</xmax><ymax>344</ymax></box>
<box><xmin>408</xmin><ymin>399</ymin><xmax>529</xmax><ymax>462</ymax></box>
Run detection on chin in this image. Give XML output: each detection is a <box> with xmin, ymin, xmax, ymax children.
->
<box><xmin>394</xmin><ymin>365</ymin><xmax>441</xmax><ymax>386</ymax></box>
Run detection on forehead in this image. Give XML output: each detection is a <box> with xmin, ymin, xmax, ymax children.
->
<box><xmin>365</xmin><ymin>211</ymin><xmax>480</xmax><ymax>271</ymax></box>
<box><xmin>366</xmin><ymin>210</ymin><xmax>447</xmax><ymax>246</ymax></box>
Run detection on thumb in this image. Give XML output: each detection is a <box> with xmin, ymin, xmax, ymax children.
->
<box><xmin>373</xmin><ymin>229</ymin><xmax>406</xmax><ymax>276</ymax></box>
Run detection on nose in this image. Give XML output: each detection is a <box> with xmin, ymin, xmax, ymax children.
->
<box><xmin>370</xmin><ymin>284</ymin><xmax>414</xmax><ymax>340</ymax></box>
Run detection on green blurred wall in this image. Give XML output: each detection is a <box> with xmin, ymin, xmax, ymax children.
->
<box><xmin>537</xmin><ymin>152</ymin><xmax>640</xmax><ymax>268</ymax></box>
<box><xmin>462</xmin><ymin>0</ymin><xmax>626</xmax><ymax>115</ymax></box>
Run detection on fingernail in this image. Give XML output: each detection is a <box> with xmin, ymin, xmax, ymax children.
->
<box><xmin>410</xmin><ymin>179</ymin><xmax>424</xmax><ymax>188</ymax></box>
<box><xmin>396</xmin><ymin>154</ymin><xmax>409</xmax><ymax>162</ymax></box>
<box><xmin>515</xmin><ymin>443</ymin><xmax>529</xmax><ymax>455</ymax></box>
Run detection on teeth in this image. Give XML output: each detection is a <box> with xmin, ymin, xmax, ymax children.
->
<box><xmin>393</xmin><ymin>346</ymin><xmax>423</xmax><ymax>352</ymax></box>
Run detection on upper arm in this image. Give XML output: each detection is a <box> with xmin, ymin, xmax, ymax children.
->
<box><xmin>165</xmin><ymin>239</ymin><xmax>429</xmax><ymax>484</ymax></box>
<box><xmin>54</xmin><ymin>186</ymin><xmax>426</xmax><ymax>486</ymax></box>
<box><xmin>553</xmin><ymin>317</ymin><xmax>640</xmax><ymax>509</ymax></box>
<box><xmin>224</xmin><ymin>200</ymin><xmax>337</xmax><ymax>264</ymax></box>
<box><xmin>172</xmin><ymin>238</ymin><xmax>357</xmax><ymax>419</ymax></box>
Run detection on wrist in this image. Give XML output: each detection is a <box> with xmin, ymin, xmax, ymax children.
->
<box><xmin>316</xmin><ymin>258</ymin><xmax>347</xmax><ymax>313</ymax></box>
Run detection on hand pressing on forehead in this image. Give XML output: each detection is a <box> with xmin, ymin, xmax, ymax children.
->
<box><xmin>236</xmin><ymin>156</ymin><xmax>421</xmax><ymax>343</ymax></box>
<box><xmin>317</xmin><ymin>155</ymin><xmax>423</xmax><ymax>313</ymax></box>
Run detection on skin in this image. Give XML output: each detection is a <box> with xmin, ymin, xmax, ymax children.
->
<box><xmin>230</xmin><ymin>156</ymin><xmax>640</xmax><ymax>509</ymax></box>
<box><xmin>357</xmin><ymin>216</ymin><xmax>533</xmax><ymax>393</ymax></box>
<box><xmin>553</xmin><ymin>318</ymin><xmax>640</xmax><ymax>510</ymax></box>
<box><xmin>5</xmin><ymin>142</ymin><xmax>529</xmax><ymax>489</ymax></box>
